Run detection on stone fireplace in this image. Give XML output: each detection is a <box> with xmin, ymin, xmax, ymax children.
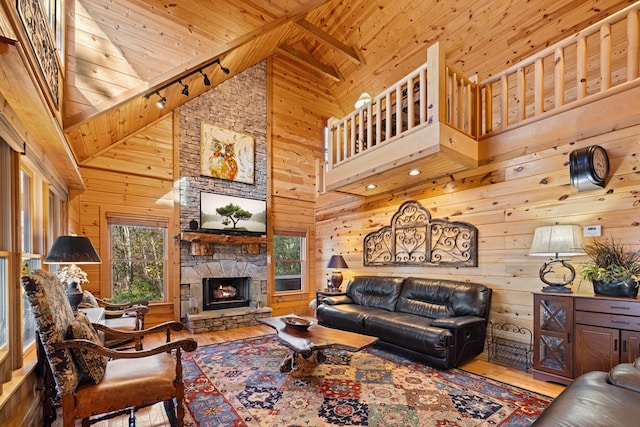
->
<box><xmin>202</xmin><ymin>276</ymin><xmax>250</xmax><ymax>310</ymax></box>
<box><xmin>178</xmin><ymin>62</ymin><xmax>269</xmax><ymax>333</ymax></box>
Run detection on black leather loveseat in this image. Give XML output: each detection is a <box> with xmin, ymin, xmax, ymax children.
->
<box><xmin>532</xmin><ymin>359</ymin><xmax>640</xmax><ymax>426</ymax></box>
<box><xmin>316</xmin><ymin>276</ymin><xmax>492</xmax><ymax>369</ymax></box>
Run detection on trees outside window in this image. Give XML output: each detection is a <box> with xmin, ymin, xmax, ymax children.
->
<box><xmin>110</xmin><ymin>223</ymin><xmax>166</xmax><ymax>303</ymax></box>
<box><xmin>274</xmin><ymin>232</ymin><xmax>306</xmax><ymax>292</ymax></box>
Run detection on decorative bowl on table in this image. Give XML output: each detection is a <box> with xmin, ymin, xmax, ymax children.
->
<box><xmin>282</xmin><ymin>316</ymin><xmax>312</xmax><ymax>331</ymax></box>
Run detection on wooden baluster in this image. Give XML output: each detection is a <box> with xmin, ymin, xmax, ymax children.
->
<box><xmin>628</xmin><ymin>10</ymin><xmax>639</xmax><ymax>81</ymax></box>
<box><xmin>419</xmin><ymin>67</ymin><xmax>427</xmax><ymax>124</ymax></box>
<box><xmin>601</xmin><ymin>24</ymin><xmax>612</xmax><ymax>91</ymax></box>
<box><xmin>535</xmin><ymin>57</ymin><xmax>544</xmax><ymax>115</ymax></box>
<box><xmin>517</xmin><ymin>67</ymin><xmax>526</xmax><ymax>122</ymax></box>
<box><xmin>349</xmin><ymin>115</ymin><xmax>356</xmax><ymax>158</ymax></box>
<box><xmin>577</xmin><ymin>36</ymin><xmax>588</xmax><ymax>100</ymax></box>
<box><xmin>395</xmin><ymin>85</ymin><xmax>402</xmax><ymax>136</ymax></box>
<box><xmin>554</xmin><ymin>47</ymin><xmax>565</xmax><ymax>108</ymax></box>
<box><xmin>484</xmin><ymin>84</ymin><xmax>493</xmax><ymax>134</ymax></box>
<box><xmin>375</xmin><ymin>97</ymin><xmax>382</xmax><ymax>145</ymax></box>
<box><xmin>501</xmin><ymin>74</ymin><xmax>508</xmax><ymax>128</ymax></box>
<box><xmin>385</xmin><ymin>92</ymin><xmax>391</xmax><ymax>140</ymax></box>
<box><xmin>406</xmin><ymin>76</ymin><xmax>414</xmax><ymax>130</ymax></box>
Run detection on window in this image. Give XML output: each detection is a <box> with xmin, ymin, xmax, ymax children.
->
<box><xmin>274</xmin><ymin>231</ymin><xmax>306</xmax><ymax>292</ymax></box>
<box><xmin>109</xmin><ymin>218</ymin><xmax>167</xmax><ymax>303</ymax></box>
<box><xmin>19</xmin><ymin>170</ymin><xmax>36</xmax><ymax>349</ymax></box>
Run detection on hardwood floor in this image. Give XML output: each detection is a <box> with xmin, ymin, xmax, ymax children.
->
<box><xmin>57</xmin><ymin>324</ymin><xmax>565</xmax><ymax>426</ymax></box>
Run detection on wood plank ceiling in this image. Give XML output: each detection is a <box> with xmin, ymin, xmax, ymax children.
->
<box><xmin>61</xmin><ymin>0</ymin><xmax>634</xmax><ymax>175</ymax></box>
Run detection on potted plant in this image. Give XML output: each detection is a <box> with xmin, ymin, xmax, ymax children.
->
<box><xmin>580</xmin><ymin>236</ymin><xmax>640</xmax><ymax>298</ymax></box>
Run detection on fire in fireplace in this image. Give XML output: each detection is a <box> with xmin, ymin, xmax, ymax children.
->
<box><xmin>202</xmin><ymin>277</ymin><xmax>250</xmax><ymax>310</ymax></box>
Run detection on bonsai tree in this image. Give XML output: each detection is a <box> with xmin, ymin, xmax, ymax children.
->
<box><xmin>216</xmin><ymin>203</ymin><xmax>252</xmax><ymax>230</ymax></box>
<box><xmin>580</xmin><ymin>236</ymin><xmax>640</xmax><ymax>284</ymax></box>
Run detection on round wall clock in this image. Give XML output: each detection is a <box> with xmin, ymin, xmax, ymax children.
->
<box><xmin>569</xmin><ymin>145</ymin><xmax>609</xmax><ymax>191</ymax></box>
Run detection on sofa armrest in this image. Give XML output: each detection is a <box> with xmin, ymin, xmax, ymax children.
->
<box><xmin>431</xmin><ymin>316</ymin><xmax>486</xmax><ymax>330</ymax></box>
<box><xmin>321</xmin><ymin>295</ymin><xmax>354</xmax><ymax>305</ymax></box>
<box><xmin>608</xmin><ymin>362</ymin><xmax>640</xmax><ymax>392</ymax></box>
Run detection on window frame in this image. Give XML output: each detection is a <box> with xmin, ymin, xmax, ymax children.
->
<box><xmin>104</xmin><ymin>213</ymin><xmax>169</xmax><ymax>302</ymax></box>
<box><xmin>273</xmin><ymin>230</ymin><xmax>307</xmax><ymax>294</ymax></box>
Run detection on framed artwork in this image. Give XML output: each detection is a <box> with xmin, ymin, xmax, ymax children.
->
<box><xmin>200</xmin><ymin>123</ymin><xmax>255</xmax><ymax>184</ymax></box>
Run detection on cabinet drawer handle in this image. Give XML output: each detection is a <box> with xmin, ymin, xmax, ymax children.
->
<box><xmin>611</xmin><ymin>320</ymin><xmax>630</xmax><ymax>325</ymax></box>
<box><xmin>611</xmin><ymin>306</ymin><xmax>631</xmax><ymax>310</ymax></box>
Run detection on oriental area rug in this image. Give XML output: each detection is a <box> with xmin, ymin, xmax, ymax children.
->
<box><xmin>181</xmin><ymin>335</ymin><xmax>551</xmax><ymax>426</ymax></box>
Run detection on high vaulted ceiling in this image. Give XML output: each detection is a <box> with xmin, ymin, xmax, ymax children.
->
<box><xmin>2</xmin><ymin>0</ymin><xmax>636</xmax><ymax>188</ymax></box>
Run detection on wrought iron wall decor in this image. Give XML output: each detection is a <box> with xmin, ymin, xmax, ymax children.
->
<box><xmin>363</xmin><ymin>200</ymin><xmax>477</xmax><ymax>266</ymax></box>
<box><xmin>18</xmin><ymin>0</ymin><xmax>60</xmax><ymax>110</ymax></box>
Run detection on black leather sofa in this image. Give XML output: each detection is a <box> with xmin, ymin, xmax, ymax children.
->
<box><xmin>316</xmin><ymin>276</ymin><xmax>492</xmax><ymax>369</ymax></box>
<box><xmin>532</xmin><ymin>359</ymin><xmax>640</xmax><ymax>426</ymax></box>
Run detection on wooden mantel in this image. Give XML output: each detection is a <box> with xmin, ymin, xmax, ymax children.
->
<box><xmin>179</xmin><ymin>232</ymin><xmax>271</xmax><ymax>256</ymax></box>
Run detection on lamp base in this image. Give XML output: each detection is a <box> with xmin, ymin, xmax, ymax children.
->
<box><xmin>541</xmin><ymin>284</ymin><xmax>573</xmax><ymax>293</ymax></box>
<box><xmin>66</xmin><ymin>281</ymin><xmax>84</xmax><ymax>311</ymax></box>
<box><xmin>330</xmin><ymin>272</ymin><xmax>343</xmax><ymax>291</ymax></box>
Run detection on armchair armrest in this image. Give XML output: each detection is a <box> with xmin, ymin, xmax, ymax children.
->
<box><xmin>322</xmin><ymin>295</ymin><xmax>354</xmax><ymax>305</ymax></box>
<box><xmin>54</xmin><ymin>337</ymin><xmax>197</xmax><ymax>359</ymax></box>
<box><xmin>430</xmin><ymin>316</ymin><xmax>486</xmax><ymax>331</ymax></box>
<box><xmin>96</xmin><ymin>297</ymin><xmax>149</xmax><ymax>309</ymax></box>
<box><xmin>93</xmin><ymin>320</ymin><xmax>184</xmax><ymax>342</ymax></box>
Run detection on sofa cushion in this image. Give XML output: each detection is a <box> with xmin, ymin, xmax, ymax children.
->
<box><xmin>396</xmin><ymin>278</ymin><xmax>491</xmax><ymax>319</ymax></box>
<box><xmin>607</xmin><ymin>362</ymin><xmax>640</xmax><ymax>393</ymax></box>
<box><xmin>346</xmin><ymin>276</ymin><xmax>405</xmax><ymax>311</ymax></box>
<box><xmin>68</xmin><ymin>311</ymin><xmax>108</xmax><ymax>383</ymax></box>
<box><xmin>316</xmin><ymin>303</ymin><xmax>383</xmax><ymax>334</ymax></box>
<box><xmin>365</xmin><ymin>311</ymin><xmax>451</xmax><ymax>359</ymax></box>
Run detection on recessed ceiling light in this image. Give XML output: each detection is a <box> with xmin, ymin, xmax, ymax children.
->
<box><xmin>366</xmin><ymin>183</ymin><xmax>377</xmax><ymax>189</ymax></box>
<box><xmin>408</xmin><ymin>169</ymin><xmax>421</xmax><ymax>176</ymax></box>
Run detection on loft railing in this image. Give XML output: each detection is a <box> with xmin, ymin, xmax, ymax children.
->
<box><xmin>479</xmin><ymin>2</ymin><xmax>640</xmax><ymax>136</ymax></box>
<box><xmin>326</xmin><ymin>42</ymin><xmax>478</xmax><ymax>171</ymax></box>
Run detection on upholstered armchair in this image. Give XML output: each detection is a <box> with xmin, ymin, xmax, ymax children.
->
<box><xmin>22</xmin><ymin>269</ymin><xmax>197</xmax><ymax>427</ymax></box>
<box><xmin>80</xmin><ymin>291</ymin><xmax>149</xmax><ymax>350</ymax></box>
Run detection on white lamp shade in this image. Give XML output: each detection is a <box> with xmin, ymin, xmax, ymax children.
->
<box><xmin>529</xmin><ymin>224</ymin><xmax>586</xmax><ymax>257</ymax></box>
<box><xmin>354</xmin><ymin>92</ymin><xmax>372</xmax><ymax>109</ymax></box>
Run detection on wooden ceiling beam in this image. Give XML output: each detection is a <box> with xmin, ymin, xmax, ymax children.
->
<box><xmin>294</xmin><ymin>18</ymin><xmax>361</xmax><ymax>65</ymax></box>
<box><xmin>64</xmin><ymin>0</ymin><xmax>332</xmax><ymax>132</ymax></box>
<box><xmin>276</xmin><ymin>43</ymin><xmax>342</xmax><ymax>81</ymax></box>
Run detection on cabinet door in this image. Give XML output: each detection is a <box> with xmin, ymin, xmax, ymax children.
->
<box><xmin>575</xmin><ymin>324</ymin><xmax>618</xmax><ymax>376</ymax></box>
<box><xmin>621</xmin><ymin>330</ymin><xmax>640</xmax><ymax>363</ymax></box>
<box><xmin>533</xmin><ymin>294</ymin><xmax>573</xmax><ymax>379</ymax></box>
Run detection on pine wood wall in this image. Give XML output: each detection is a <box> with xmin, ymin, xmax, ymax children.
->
<box><xmin>315</xmin><ymin>123</ymin><xmax>640</xmax><ymax>335</ymax></box>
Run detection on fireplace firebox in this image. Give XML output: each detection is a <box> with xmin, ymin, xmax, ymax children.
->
<box><xmin>202</xmin><ymin>277</ymin><xmax>251</xmax><ymax>310</ymax></box>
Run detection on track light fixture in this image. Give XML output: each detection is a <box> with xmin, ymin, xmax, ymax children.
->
<box><xmin>144</xmin><ymin>57</ymin><xmax>230</xmax><ymax>107</ymax></box>
<box><xmin>213</xmin><ymin>58</ymin><xmax>230</xmax><ymax>74</ymax></box>
<box><xmin>179</xmin><ymin>80</ymin><xmax>189</xmax><ymax>96</ymax></box>
<box><xmin>199</xmin><ymin>69</ymin><xmax>211</xmax><ymax>86</ymax></box>
<box><xmin>155</xmin><ymin>92</ymin><xmax>166</xmax><ymax>108</ymax></box>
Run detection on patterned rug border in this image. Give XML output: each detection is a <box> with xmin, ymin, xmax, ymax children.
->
<box><xmin>182</xmin><ymin>334</ymin><xmax>553</xmax><ymax>426</ymax></box>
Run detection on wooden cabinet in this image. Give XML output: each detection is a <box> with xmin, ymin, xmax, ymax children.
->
<box><xmin>533</xmin><ymin>293</ymin><xmax>640</xmax><ymax>384</ymax></box>
<box><xmin>533</xmin><ymin>294</ymin><xmax>574</xmax><ymax>384</ymax></box>
<box><xmin>574</xmin><ymin>296</ymin><xmax>640</xmax><ymax>377</ymax></box>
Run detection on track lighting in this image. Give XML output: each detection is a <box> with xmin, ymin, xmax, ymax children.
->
<box><xmin>213</xmin><ymin>58</ymin><xmax>230</xmax><ymax>74</ymax></box>
<box><xmin>179</xmin><ymin>80</ymin><xmax>189</xmax><ymax>96</ymax></box>
<box><xmin>155</xmin><ymin>92</ymin><xmax>166</xmax><ymax>108</ymax></box>
<box><xmin>199</xmin><ymin>70</ymin><xmax>211</xmax><ymax>86</ymax></box>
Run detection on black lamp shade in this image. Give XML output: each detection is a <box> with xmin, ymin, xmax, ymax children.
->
<box><xmin>327</xmin><ymin>255</ymin><xmax>348</xmax><ymax>269</ymax></box>
<box><xmin>44</xmin><ymin>236</ymin><xmax>102</xmax><ymax>264</ymax></box>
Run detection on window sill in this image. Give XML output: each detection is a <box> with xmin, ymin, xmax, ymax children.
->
<box><xmin>0</xmin><ymin>347</ymin><xmax>38</xmax><ymax>412</ymax></box>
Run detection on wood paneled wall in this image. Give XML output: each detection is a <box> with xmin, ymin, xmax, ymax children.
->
<box><xmin>315</xmin><ymin>121</ymin><xmax>640</xmax><ymax>337</ymax></box>
<box><xmin>268</xmin><ymin>55</ymin><xmax>344</xmax><ymax>315</ymax></box>
<box><xmin>73</xmin><ymin>116</ymin><xmax>179</xmax><ymax>324</ymax></box>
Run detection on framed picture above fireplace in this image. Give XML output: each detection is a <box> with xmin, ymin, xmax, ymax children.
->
<box><xmin>200</xmin><ymin>192</ymin><xmax>267</xmax><ymax>235</ymax></box>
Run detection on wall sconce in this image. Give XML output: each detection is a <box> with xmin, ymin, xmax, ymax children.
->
<box><xmin>327</xmin><ymin>255</ymin><xmax>349</xmax><ymax>291</ymax></box>
<box><xmin>44</xmin><ymin>235</ymin><xmax>102</xmax><ymax>310</ymax></box>
<box><xmin>529</xmin><ymin>224</ymin><xmax>585</xmax><ymax>293</ymax></box>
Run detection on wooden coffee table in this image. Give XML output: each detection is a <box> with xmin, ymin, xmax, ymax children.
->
<box><xmin>259</xmin><ymin>314</ymin><xmax>378</xmax><ymax>375</ymax></box>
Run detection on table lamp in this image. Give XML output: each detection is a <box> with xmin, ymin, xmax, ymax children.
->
<box><xmin>529</xmin><ymin>224</ymin><xmax>585</xmax><ymax>293</ymax></box>
<box><xmin>44</xmin><ymin>235</ymin><xmax>102</xmax><ymax>310</ymax></box>
<box><xmin>327</xmin><ymin>255</ymin><xmax>349</xmax><ymax>291</ymax></box>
